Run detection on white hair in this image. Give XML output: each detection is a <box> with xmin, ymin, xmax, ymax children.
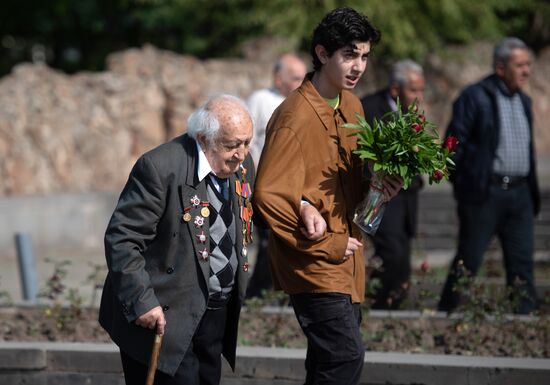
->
<box><xmin>187</xmin><ymin>94</ymin><xmax>250</xmax><ymax>145</ymax></box>
<box><xmin>389</xmin><ymin>59</ymin><xmax>423</xmax><ymax>88</ymax></box>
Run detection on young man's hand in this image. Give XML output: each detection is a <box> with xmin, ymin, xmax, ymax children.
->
<box><xmin>343</xmin><ymin>237</ymin><xmax>362</xmax><ymax>261</ymax></box>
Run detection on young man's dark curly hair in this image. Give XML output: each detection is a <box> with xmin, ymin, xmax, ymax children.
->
<box><xmin>310</xmin><ymin>7</ymin><xmax>381</xmax><ymax>71</ymax></box>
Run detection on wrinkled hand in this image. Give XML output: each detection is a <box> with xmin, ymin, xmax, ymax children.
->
<box><xmin>381</xmin><ymin>174</ymin><xmax>404</xmax><ymax>202</ymax></box>
<box><xmin>343</xmin><ymin>237</ymin><xmax>362</xmax><ymax>261</ymax></box>
<box><xmin>299</xmin><ymin>203</ymin><xmax>327</xmax><ymax>241</ymax></box>
<box><xmin>135</xmin><ymin>306</ymin><xmax>166</xmax><ymax>336</ymax></box>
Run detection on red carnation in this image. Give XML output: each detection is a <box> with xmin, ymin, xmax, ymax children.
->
<box><xmin>412</xmin><ymin>123</ymin><xmax>423</xmax><ymax>133</ymax></box>
<box><xmin>420</xmin><ymin>260</ymin><xmax>430</xmax><ymax>273</ymax></box>
<box><xmin>433</xmin><ymin>170</ymin><xmax>444</xmax><ymax>181</ymax></box>
<box><xmin>444</xmin><ymin>136</ymin><xmax>458</xmax><ymax>152</ymax></box>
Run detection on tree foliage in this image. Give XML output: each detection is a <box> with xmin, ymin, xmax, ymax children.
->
<box><xmin>0</xmin><ymin>0</ymin><xmax>548</xmax><ymax>75</ymax></box>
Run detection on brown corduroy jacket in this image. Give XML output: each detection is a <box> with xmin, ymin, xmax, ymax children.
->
<box><xmin>253</xmin><ymin>74</ymin><xmax>367</xmax><ymax>303</ymax></box>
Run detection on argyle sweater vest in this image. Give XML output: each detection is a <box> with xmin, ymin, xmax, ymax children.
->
<box><xmin>206</xmin><ymin>179</ymin><xmax>237</xmax><ymax>301</ymax></box>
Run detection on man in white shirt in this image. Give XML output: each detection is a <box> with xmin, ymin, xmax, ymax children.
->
<box><xmin>247</xmin><ymin>53</ymin><xmax>307</xmax><ymax>166</ymax></box>
<box><xmin>245</xmin><ymin>53</ymin><xmax>306</xmax><ymax>299</ymax></box>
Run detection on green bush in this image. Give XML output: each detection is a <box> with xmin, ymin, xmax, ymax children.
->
<box><xmin>0</xmin><ymin>0</ymin><xmax>548</xmax><ymax>75</ymax></box>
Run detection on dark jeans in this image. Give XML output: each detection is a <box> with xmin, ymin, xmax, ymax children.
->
<box><xmin>439</xmin><ymin>182</ymin><xmax>538</xmax><ymax>314</ymax></box>
<box><xmin>290</xmin><ymin>293</ymin><xmax>364</xmax><ymax>385</ymax></box>
<box><xmin>370</xmin><ymin>188</ymin><xmax>417</xmax><ymax>309</ymax></box>
<box><xmin>246</xmin><ymin>227</ymin><xmax>272</xmax><ymax>298</ymax></box>
<box><xmin>120</xmin><ymin>306</ymin><xmax>228</xmax><ymax>385</ymax></box>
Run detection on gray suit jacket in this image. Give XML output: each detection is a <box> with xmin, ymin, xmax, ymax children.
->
<box><xmin>99</xmin><ymin>133</ymin><xmax>254</xmax><ymax>376</ymax></box>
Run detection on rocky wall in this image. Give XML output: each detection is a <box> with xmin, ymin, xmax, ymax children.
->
<box><xmin>0</xmin><ymin>43</ymin><xmax>548</xmax><ymax>196</ymax></box>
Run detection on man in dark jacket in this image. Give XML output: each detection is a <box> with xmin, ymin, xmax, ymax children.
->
<box><xmin>99</xmin><ymin>95</ymin><xmax>255</xmax><ymax>384</ymax></box>
<box><xmin>360</xmin><ymin>59</ymin><xmax>425</xmax><ymax>309</ymax></box>
<box><xmin>438</xmin><ymin>37</ymin><xmax>540</xmax><ymax>314</ymax></box>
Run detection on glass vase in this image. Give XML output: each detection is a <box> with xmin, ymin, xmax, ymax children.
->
<box><xmin>353</xmin><ymin>174</ymin><xmax>386</xmax><ymax>235</ymax></box>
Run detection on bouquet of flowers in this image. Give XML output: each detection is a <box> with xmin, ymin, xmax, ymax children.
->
<box><xmin>343</xmin><ymin>101</ymin><xmax>457</xmax><ymax>235</ymax></box>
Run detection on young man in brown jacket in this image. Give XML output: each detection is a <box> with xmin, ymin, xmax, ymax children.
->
<box><xmin>253</xmin><ymin>7</ymin><xmax>402</xmax><ymax>385</ymax></box>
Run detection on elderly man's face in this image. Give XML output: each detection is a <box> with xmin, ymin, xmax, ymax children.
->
<box><xmin>496</xmin><ymin>48</ymin><xmax>531</xmax><ymax>93</ymax></box>
<box><xmin>202</xmin><ymin>102</ymin><xmax>253</xmax><ymax>178</ymax></box>
<box><xmin>390</xmin><ymin>70</ymin><xmax>425</xmax><ymax>110</ymax></box>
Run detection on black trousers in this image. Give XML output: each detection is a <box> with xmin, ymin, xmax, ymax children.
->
<box><xmin>290</xmin><ymin>293</ymin><xmax>364</xmax><ymax>385</ymax></box>
<box><xmin>439</xmin><ymin>182</ymin><xmax>538</xmax><ymax>314</ymax></box>
<box><xmin>369</xmin><ymin>187</ymin><xmax>418</xmax><ymax>309</ymax></box>
<box><xmin>120</xmin><ymin>305</ymin><xmax>228</xmax><ymax>385</ymax></box>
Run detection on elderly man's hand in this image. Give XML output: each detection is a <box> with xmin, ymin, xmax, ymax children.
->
<box><xmin>135</xmin><ymin>306</ymin><xmax>166</xmax><ymax>336</ymax></box>
<box><xmin>299</xmin><ymin>203</ymin><xmax>327</xmax><ymax>241</ymax></box>
<box><xmin>381</xmin><ymin>174</ymin><xmax>404</xmax><ymax>202</ymax></box>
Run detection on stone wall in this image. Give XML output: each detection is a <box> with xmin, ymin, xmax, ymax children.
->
<box><xmin>0</xmin><ymin>43</ymin><xmax>548</xmax><ymax>196</ymax></box>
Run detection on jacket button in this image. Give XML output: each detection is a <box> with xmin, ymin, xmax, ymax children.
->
<box><xmin>163</xmin><ymin>305</ymin><xmax>170</xmax><ymax>311</ymax></box>
<box><xmin>166</xmin><ymin>267</ymin><xmax>174</xmax><ymax>274</ymax></box>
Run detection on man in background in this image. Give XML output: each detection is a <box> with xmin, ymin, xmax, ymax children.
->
<box><xmin>245</xmin><ymin>53</ymin><xmax>306</xmax><ymax>298</ymax></box>
<box><xmin>360</xmin><ymin>59</ymin><xmax>425</xmax><ymax>309</ymax></box>
<box><xmin>438</xmin><ymin>37</ymin><xmax>540</xmax><ymax>314</ymax></box>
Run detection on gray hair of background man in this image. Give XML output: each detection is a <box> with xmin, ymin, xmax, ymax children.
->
<box><xmin>493</xmin><ymin>37</ymin><xmax>528</xmax><ymax>69</ymax></box>
<box><xmin>389</xmin><ymin>59</ymin><xmax>423</xmax><ymax>88</ymax></box>
<box><xmin>187</xmin><ymin>94</ymin><xmax>251</xmax><ymax>145</ymax></box>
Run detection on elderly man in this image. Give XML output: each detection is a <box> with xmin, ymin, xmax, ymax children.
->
<box><xmin>245</xmin><ymin>53</ymin><xmax>307</xmax><ymax>299</ymax></box>
<box><xmin>438</xmin><ymin>37</ymin><xmax>540</xmax><ymax>314</ymax></box>
<box><xmin>99</xmin><ymin>95</ymin><xmax>255</xmax><ymax>385</ymax></box>
<box><xmin>360</xmin><ymin>59</ymin><xmax>425</xmax><ymax>309</ymax></box>
<box><xmin>254</xmin><ymin>7</ymin><xmax>402</xmax><ymax>385</ymax></box>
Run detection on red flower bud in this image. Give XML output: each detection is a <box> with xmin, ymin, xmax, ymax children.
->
<box><xmin>433</xmin><ymin>170</ymin><xmax>444</xmax><ymax>181</ymax></box>
<box><xmin>419</xmin><ymin>114</ymin><xmax>426</xmax><ymax>122</ymax></box>
<box><xmin>420</xmin><ymin>260</ymin><xmax>430</xmax><ymax>273</ymax></box>
<box><xmin>412</xmin><ymin>123</ymin><xmax>423</xmax><ymax>133</ymax></box>
<box><xmin>444</xmin><ymin>136</ymin><xmax>458</xmax><ymax>152</ymax></box>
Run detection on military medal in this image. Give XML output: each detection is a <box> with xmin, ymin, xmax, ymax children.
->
<box><xmin>200</xmin><ymin>201</ymin><xmax>210</xmax><ymax>218</ymax></box>
<box><xmin>194</xmin><ymin>215</ymin><xmax>204</xmax><ymax>227</ymax></box>
<box><xmin>198</xmin><ymin>248</ymin><xmax>209</xmax><ymax>261</ymax></box>
<box><xmin>183</xmin><ymin>207</ymin><xmax>192</xmax><ymax>222</ymax></box>
<box><xmin>196</xmin><ymin>231</ymin><xmax>207</xmax><ymax>244</ymax></box>
<box><xmin>243</xmin><ymin>262</ymin><xmax>249</xmax><ymax>272</ymax></box>
<box><xmin>190</xmin><ymin>195</ymin><xmax>201</xmax><ymax>207</ymax></box>
<box><xmin>237</xmin><ymin>165</ymin><xmax>253</xmax><ymax>246</ymax></box>
<box><xmin>235</xmin><ymin>180</ymin><xmax>242</xmax><ymax>196</ymax></box>
<box><xmin>242</xmin><ymin>246</ymin><xmax>247</xmax><ymax>257</ymax></box>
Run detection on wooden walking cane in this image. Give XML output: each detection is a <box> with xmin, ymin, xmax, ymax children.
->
<box><xmin>145</xmin><ymin>333</ymin><xmax>163</xmax><ymax>385</ymax></box>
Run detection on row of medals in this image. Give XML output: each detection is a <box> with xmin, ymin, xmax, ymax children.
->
<box><xmin>183</xmin><ymin>195</ymin><xmax>210</xmax><ymax>260</ymax></box>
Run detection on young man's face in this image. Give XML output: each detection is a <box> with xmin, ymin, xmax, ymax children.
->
<box><xmin>316</xmin><ymin>41</ymin><xmax>371</xmax><ymax>96</ymax></box>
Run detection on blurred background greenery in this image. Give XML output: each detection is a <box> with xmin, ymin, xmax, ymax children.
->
<box><xmin>1</xmin><ymin>0</ymin><xmax>549</xmax><ymax>76</ymax></box>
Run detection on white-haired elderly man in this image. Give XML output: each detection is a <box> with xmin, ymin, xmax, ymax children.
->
<box><xmin>439</xmin><ymin>37</ymin><xmax>540</xmax><ymax>314</ymax></box>
<box><xmin>360</xmin><ymin>59</ymin><xmax>425</xmax><ymax>310</ymax></box>
<box><xmin>99</xmin><ymin>95</ymin><xmax>255</xmax><ymax>385</ymax></box>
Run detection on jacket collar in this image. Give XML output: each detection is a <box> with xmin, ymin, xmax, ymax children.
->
<box><xmin>298</xmin><ymin>72</ymin><xmax>356</xmax><ymax>131</ymax></box>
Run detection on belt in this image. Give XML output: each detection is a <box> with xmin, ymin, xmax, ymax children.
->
<box><xmin>491</xmin><ymin>174</ymin><xmax>527</xmax><ymax>190</ymax></box>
